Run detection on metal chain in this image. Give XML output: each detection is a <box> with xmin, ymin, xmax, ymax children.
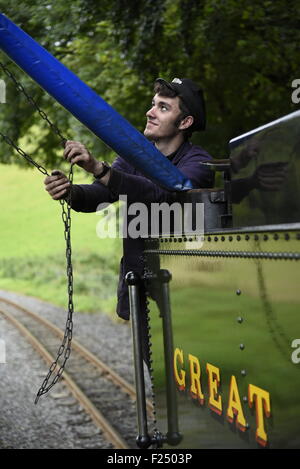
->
<box><xmin>145</xmin><ymin>298</ymin><xmax>160</xmax><ymax>444</ymax></box>
<box><xmin>142</xmin><ymin>263</ymin><xmax>160</xmax><ymax>447</ymax></box>
<box><xmin>0</xmin><ymin>61</ymin><xmax>75</xmax><ymax>402</ymax></box>
<box><xmin>0</xmin><ymin>131</ymin><xmax>50</xmax><ymax>175</ymax></box>
<box><xmin>35</xmin><ymin>170</ymin><xmax>74</xmax><ymax>403</ymax></box>
<box><xmin>0</xmin><ymin>61</ymin><xmax>66</xmax><ymax>144</ymax></box>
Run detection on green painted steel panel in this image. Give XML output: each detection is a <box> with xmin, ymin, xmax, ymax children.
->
<box><xmin>144</xmin><ymin>231</ymin><xmax>300</xmax><ymax>449</ymax></box>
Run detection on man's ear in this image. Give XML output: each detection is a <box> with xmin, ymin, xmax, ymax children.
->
<box><xmin>178</xmin><ymin>115</ymin><xmax>194</xmax><ymax>130</ymax></box>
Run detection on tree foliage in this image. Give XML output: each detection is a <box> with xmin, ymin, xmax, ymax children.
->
<box><xmin>0</xmin><ymin>0</ymin><xmax>299</xmax><ymax>168</ymax></box>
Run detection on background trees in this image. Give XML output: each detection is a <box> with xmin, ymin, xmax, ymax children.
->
<box><xmin>0</xmin><ymin>0</ymin><xmax>299</xmax><ymax>165</ymax></box>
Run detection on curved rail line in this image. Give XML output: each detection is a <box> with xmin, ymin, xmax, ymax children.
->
<box><xmin>0</xmin><ymin>306</ymin><xmax>128</xmax><ymax>448</ymax></box>
<box><xmin>0</xmin><ymin>297</ymin><xmax>152</xmax><ymax>449</ymax></box>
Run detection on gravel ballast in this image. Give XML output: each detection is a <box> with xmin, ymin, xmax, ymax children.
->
<box><xmin>0</xmin><ymin>289</ymin><xmax>140</xmax><ymax>449</ymax></box>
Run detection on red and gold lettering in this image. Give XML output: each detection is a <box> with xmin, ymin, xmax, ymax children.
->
<box><xmin>206</xmin><ymin>363</ymin><xmax>222</xmax><ymax>415</ymax></box>
<box><xmin>173</xmin><ymin>345</ymin><xmax>272</xmax><ymax>448</ymax></box>
<box><xmin>226</xmin><ymin>375</ymin><xmax>247</xmax><ymax>431</ymax></box>
<box><xmin>248</xmin><ymin>384</ymin><xmax>271</xmax><ymax>447</ymax></box>
<box><xmin>173</xmin><ymin>347</ymin><xmax>186</xmax><ymax>391</ymax></box>
<box><xmin>188</xmin><ymin>353</ymin><xmax>204</xmax><ymax>404</ymax></box>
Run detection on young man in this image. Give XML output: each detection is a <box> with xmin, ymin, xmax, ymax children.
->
<box><xmin>44</xmin><ymin>77</ymin><xmax>214</xmax><ymax>323</ymax></box>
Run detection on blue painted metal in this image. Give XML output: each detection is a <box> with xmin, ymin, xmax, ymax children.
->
<box><xmin>0</xmin><ymin>13</ymin><xmax>193</xmax><ymax>191</ymax></box>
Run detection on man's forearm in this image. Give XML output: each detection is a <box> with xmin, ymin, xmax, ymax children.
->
<box><xmin>67</xmin><ymin>181</ymin><xmax>117</xmax><ymax>213</ymax></box>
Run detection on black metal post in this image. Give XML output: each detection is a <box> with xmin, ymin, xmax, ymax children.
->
<box><xmin>157</xmin><ymin>269</ymin><xmax>182</xmax><ymax>446</ymax></box>
<box><xmin>126</xmin><ymin>271</ymin><xmax>152</xmax><ymax>449</ymax></box>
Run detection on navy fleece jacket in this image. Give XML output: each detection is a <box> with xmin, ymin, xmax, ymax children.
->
<box><xmin>69</xmin><ymin>141</ymin><xmax>214</xmax><ymax>320</ymax></box>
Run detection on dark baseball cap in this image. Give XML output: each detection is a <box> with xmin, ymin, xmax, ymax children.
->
<box><xmin>155</xmin><ymin>77</ymin><xmax>206</xmax><ymax>131</ymax></box>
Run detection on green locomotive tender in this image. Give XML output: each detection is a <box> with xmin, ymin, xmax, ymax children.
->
<box><xmin>128</xmin><ymin>110</ymin><xmax>300</xmax><ymax>449</ymax></box>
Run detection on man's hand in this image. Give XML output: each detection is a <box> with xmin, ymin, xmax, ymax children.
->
<box><xmin>63</xmin><ymin>140</ymin><xmax>101</xmax><ymax>174</ymax></box>
<box><xmin>44</xmin><ymin>170</ymin><xmax>70</xmax><ymax>200</ymax></box>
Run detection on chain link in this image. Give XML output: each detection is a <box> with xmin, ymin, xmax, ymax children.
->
<box><xmin>35</xmin><ymin>166</ymin><xmax>74</xmax><ymax>403</ymax></box>
<box><xmin>145</xmin><ymin>299</ymin><xmax>158</xmax><ymax>431</ymax></box>
<box><xmin>142</xmin><ymin>263</ymin><xmax>159</xmax><ymax>443</ymax></box>
<box><xmin>0</xmin><ymin>61</ymin><xmax>66</xmax><ymax>144</ymax></box>
<box><xmin>0</xmin><ymin>131</ymin><xmax>50</xmax><ymax>175</ymax></box>
<box><xmin>0</xmin><ymin>60</ymin><xmax>75</xmax><ymax>402</ymax></box>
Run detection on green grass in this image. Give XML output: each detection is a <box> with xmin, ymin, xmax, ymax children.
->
<box><xmin>0</xmin><ymin>163</ymin><xmax>122</xmax><ymax>315</ymax></box>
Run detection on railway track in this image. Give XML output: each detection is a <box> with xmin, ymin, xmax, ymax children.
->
<box><xmin>0</xmin><ymin>297</ymin><xmax>153</xmax><ymax>449</ymax></box>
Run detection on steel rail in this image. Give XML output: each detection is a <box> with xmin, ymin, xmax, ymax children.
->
<box><xmin>0</xmin><ymin>306</ymin><xmax>129</xmax><ymax>449</ymax></box>
<box><xmin>0</xmin><ymin>297</ymin><xmax>153</xmax><ymax>415</ymax></box>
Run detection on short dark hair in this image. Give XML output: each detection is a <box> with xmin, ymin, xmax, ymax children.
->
<box><xmin>154</xmin><ymin>81</ymin><xmax>193</xmax><ymax>139</ymax></box>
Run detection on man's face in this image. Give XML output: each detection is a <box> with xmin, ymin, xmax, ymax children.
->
<box><xmin>144</xmin><ymin>93</ymin><xmax>182</xmax><ymax>141</ymax></box>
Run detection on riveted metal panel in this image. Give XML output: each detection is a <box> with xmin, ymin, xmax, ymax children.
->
<box><xmin>144</xmin><ymin>231</ymin><xmax>300</xmax><ymax>448</ymax></box>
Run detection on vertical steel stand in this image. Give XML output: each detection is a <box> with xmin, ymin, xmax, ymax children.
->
<box><xmin>126</xmin><ymin>269</ymin><xmax>182</xmax><ymax>448</ymax></box>
<box><xmin>157</xmin><ymin>269</ymin><xmax>182</xmax><ymax>446</ymax></box>
<box><xmin>126</xmin><ymin>271</ymin><xmax>152</xmax><ymax>449</ymax></box>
